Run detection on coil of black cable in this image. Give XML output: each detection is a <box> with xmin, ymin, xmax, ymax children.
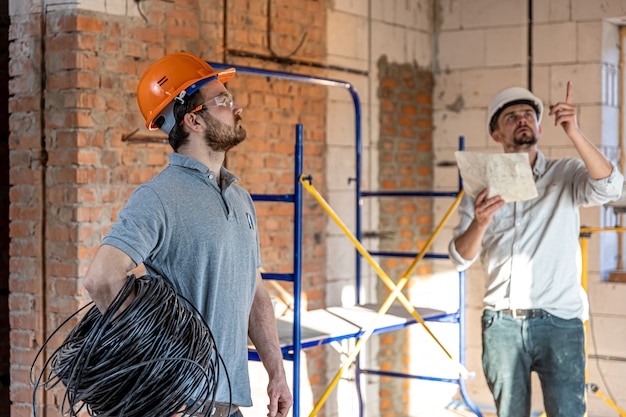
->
<box><xmin>31</xmin><ymin>274</ymin><xmax>229</xmax><ymax>417</ymax></box>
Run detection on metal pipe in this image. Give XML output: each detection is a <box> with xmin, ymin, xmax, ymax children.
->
<box><xmin>301</xmin><ymin>177</ymin><xmax>468</xmax><ymax>416</ymax></box>
<box><xmin>527</xmin><ymin>0</ymin><xmax>533</xmax><ymax>90</ymax></box>
<box><xmin>580</xmin><ymin>226</ymin><xmax>626</xmax><ymax>234</ymax></box>
<box><xmin>292</xmin><ymin>124</ymin><xmax>303</xmax><ymax>415</ymax></box>
<box><xmin>37</xmin><ymin>5</ymin><xmax>49</xmax><ymax>417</ymax></box>
<box><xmin>209</xmin><ymin>61</ymin><xmax>362</xmax><ymax>417</ymax></box>
<box><xmin>588</xmin><ymin>384</ymin><xmax>626</xmax><ymax>417</ymax></box>
<box><xmin>208</xmin><ymin>63</ymin><xmax>363</xmax><ymax>305</ymax></box>
<box><xmin>300</xmin><ymin>176</ymin><xmax>466</xmax><ymax>365</ymax></box>
<box><xmin>617</xmin><ymin>26</ymin><xmax>626</xmax><ymax>270</ymax></box>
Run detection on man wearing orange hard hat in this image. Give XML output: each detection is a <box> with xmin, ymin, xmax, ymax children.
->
<box><xmin>84</xmin><ymin>52</ymin><xmax>292</xmax><ymax>417</ymax></box>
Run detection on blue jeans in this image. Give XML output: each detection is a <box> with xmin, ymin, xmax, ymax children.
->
<box><xmin>481</xmin><ymin>310</ymin><xmax>586</xmax><ymax>417</ymax></box>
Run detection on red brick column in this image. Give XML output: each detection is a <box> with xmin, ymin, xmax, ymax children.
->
<box><xmin>0</xmin><ymin>2</ymin><xmax>9</xmax><ymax>416</ymax></box>
<box><xmin>376</xmin><ymin>55</ymin><xmax>434</xmax><ymax>417</ymax></box>
<box><xmin>8</xmin><ymin>6</ymin><xmax>46</xmax><ymax>415</ymax></box>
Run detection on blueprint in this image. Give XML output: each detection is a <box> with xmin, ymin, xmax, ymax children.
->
<box><xmin>454</xmin><ymin>151</ymin><xmax>538</xmax><ymax>202</ymax></box>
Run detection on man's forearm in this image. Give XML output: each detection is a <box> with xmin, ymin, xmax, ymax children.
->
<box><xmin>569</xmin><ymin>128</ymin><xmax>613</xmax><ymax>180</ymax></box>
<box><xmin>453</xmin><ymin>219</ymin><xmax>489</xmax><ymax>261</ymax></box>
<box><xmin>84</xmin><ymin>244</ymin><xmax>136</xmax><ymax>313</ymax></box>
<box><xmin>248</xmin><ymin>276</ymin><xmax>286</xmax><ymax>379</ymax></box>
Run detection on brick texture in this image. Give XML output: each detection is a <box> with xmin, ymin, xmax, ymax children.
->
<box><xmin>8</xmin><ymin>1</ymin><xmax>328</xmax><ymax>416</ymax></box>
<box><xmin>212</xmin><ymin>1</ymin><xmax>329</xmax><ymax>413</ymax></box>
<box><xmin>376</xmin><ymin>55</ymin><xmax>434</xmax><ymax>417</ymax></box>
<box><xmin>0</xmin><ymin>2</ymin><xmax>8</xmax><ymax>416</ymax></box>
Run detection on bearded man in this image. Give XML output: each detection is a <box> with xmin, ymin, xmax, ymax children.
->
<box><xmin>84</xmin><ymin>52</ymin><xmax>292</xmax><ymax>417</ymax></box>
<box><xmin>448</xmin><ymin>83</ymin><xmax>623</xmax><ymax>417</ymax></box>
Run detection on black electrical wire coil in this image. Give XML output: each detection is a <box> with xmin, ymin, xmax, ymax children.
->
<box><xmin>31</xmin><ymin>274</ymin><xmax>231</xmax><ymax>417</ymax></box>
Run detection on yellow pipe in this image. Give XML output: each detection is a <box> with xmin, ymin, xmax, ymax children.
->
<box><xmin>307</xmin><ymin>274</ymin><xmax>410</xmax><ymax>417</ymax></box>
<box><xmin>589</xmin><ymin>384</ymin><xmax>626</xmax><ymax>417</ymax></box>
<box><xmin>580</xmin><ymin>234</ymin><xmax>589</xmax><ymax>416</ymax></box>
<box><xmin>397</xmin><ymin>188</ymin><xmax>465</xmax><ymax>279</ymax></box>
<box><xmin>300</xmin><ymin>176</ymin><xmax>467</xmax><ymax>416</ymax></box>
<box><xmin>617</xmin><ymin>26</ymin><xmax>625</xmax><ymax>270</ymax></box>
<box><xmin>300</xmin><ymin>176</ymin><xmax>466</xmax><ymax>368</ymax></box>
<box><xmin>580</xmin><ymin>226</ymin><xmax>626</xmax><ymax>234</ymax></box>
<box><xmin>580</xmin><ymin>235</ymin><xmax>588</xmax><ymax>295</ymax></box>
<box><xmin>579</xmin><ymin>230</ymin><xmax>626</xmax><ymax>417</ymax></box>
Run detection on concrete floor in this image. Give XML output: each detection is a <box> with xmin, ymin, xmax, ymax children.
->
<box><xmin>411</xmin><ymin>408</ymin><xmax>496</xmax><ymax>417</ymax></box>
<box><xmin>405</xmin><ymin>401</ymin><xmax>499</xmax><ymax>417</ymax></box>
<box><xmin>414</xmin><ymin>411</ymin><xmax>495</xmax><ymax>417</ymax></box>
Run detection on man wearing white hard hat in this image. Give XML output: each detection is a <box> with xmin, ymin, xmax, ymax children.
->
<box><xmin>448</xmin><ymin>83</ymin><xmax>623</xmax><ymax>417</ymax></box>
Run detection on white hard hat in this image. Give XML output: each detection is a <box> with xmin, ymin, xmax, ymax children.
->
<box><xmin>487</xmin><ymin>87</ymin><xmax>543</xmax><ymax>134</ymax></box>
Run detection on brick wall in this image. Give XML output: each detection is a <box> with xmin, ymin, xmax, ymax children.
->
<box><xmin>376</xmin><ymin>55</ymin><xmax>434</xmax><ymax>417</ymax></box>
<box><xmin>0</xmin><ymin>0</ymin><xmax>9</xmax><ymax>415</ymax></box>
<box><xmin>8</xmin><ymin>1</ymin><xmax>328</xmax><ymax>416</ymax></box>
<box><xmin>8</xmin><ymin>5</ymin><xmax>45</xmax><ymax>415</ymax></box>
<box><xmin>225</xmin><ymin>62</ymin><xmax>330</xmax><ymax>414</ymax></box>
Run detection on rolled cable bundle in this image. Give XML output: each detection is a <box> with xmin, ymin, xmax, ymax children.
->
<box><xmin>31</xmin><ymin>274</ymin><xmax>230</xmax><ymax>417</ymax></box>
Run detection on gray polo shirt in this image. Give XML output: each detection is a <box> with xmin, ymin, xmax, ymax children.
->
<box><xmin>103</xmin><ymin>152</ymin><xmax>260</xmax><ymax>406</ymax></box>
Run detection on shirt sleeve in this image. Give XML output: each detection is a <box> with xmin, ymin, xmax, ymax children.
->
<box><xmin>574</xmin><ymin>161</ymin><xmax>624</xmax><ymax>207</ymax></box>
<box><xmin>102</xmin><ymin>185</ymin><xmax>165</xmax><ymax>266</ymax></box>
<box><xmin>447</xmin><ymin>192</ymin><xmax>480</xmax><ymax>271</ymax></box>
<box><xmin>448</xmin><ymin>238</ymin><xmax>480</xmax><ymax>271</ymax></box>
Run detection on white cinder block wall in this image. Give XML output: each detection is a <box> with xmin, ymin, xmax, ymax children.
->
<box><xmin>434</xmin><ymin>1</ymin><xmax>626</xmax><ymax>416</ymax></box>
<box><xmin>325</xmin><ymin>1</ymin><xmax>436</xmax><ymax>416</ymax></box>
<box><xmin>323</xmin><ymin>0</ymin><xmax>626</xmax><ymax>416</ymax></box>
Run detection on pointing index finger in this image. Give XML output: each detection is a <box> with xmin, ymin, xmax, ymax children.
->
<box><xmin>565</xmin><ymin>81</ymin><xmax>573</xmax><ymax>104</ymax></box>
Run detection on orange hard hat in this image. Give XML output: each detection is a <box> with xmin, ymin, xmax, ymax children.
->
<box><xmin>136</xmin><ymin>52</ymin><xmax>236</xmax><ymax>133</ymax></box>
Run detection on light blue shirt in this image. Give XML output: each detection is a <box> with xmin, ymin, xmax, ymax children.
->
<box><xmin>449</xmin><ymin>151</ymin><xmax>623</xmax><ymax>320</ymax></box>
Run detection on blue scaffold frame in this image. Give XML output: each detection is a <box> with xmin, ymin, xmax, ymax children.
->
<box><xmin>208</xmin><ymin>62</ymin><xmax>482</xmax><ymax>417</ymax></box>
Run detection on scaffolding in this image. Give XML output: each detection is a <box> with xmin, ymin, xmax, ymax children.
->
<box><xmin>209</xmin><ymin>62</ymin><xmax>482</xmax><ymax>417</ymax></box>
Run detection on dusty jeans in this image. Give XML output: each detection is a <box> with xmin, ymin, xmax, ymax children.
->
<box><xmin>481</xmin><ymin>309</ymin><xmax>585</xmax><ymax>417</ymax></box>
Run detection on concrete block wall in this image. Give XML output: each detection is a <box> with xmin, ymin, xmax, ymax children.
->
<box><xmin>326</xmin><ymin>1</ymin><xmax>437</xmax><ymax>416</ymax></box>
<box><xmin>434</xmin><ymin>0</ymin><xmax>626</xmax><ymax>415</ymax></box>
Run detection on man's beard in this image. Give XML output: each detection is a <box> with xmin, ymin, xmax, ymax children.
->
<box><xmin>202</xmin><ymin>113</ymin><xmax>247</xmax><ymax>152</ymax></box>
<box><xmin>513</xmin><ymin>127</ymin><xmax>538</xmax><ymax>147</ymax></box>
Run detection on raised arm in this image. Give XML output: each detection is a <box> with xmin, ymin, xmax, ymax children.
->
<box><xmin>549</xmin><ymin>81</ymin><xmax>613</xmax><ymax>180</ymax></box>
<box><xmin>248</xmin><ymin>270</ymin><xmax>292</xmax><ymax>417</ymax></box>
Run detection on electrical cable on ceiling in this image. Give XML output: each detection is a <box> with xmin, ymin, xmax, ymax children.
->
<box><xmin>31</xmin><ymin>274</ymin><xmax>231</xmax><ymax>417</ymax></box>
<box><xmin>134</xmin><ymin>0</ymin><xmax>148</xmax><ymax>23</ymax></box>
<box><xmin>267</xmin><ymin>0</ymin><xmax>307</xmax><ymax>58</ymax></box>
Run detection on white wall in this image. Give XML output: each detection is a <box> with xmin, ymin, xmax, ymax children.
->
<box><xmin>325</xmin><ymin>1</ymin><xmax>438</xmax><ymax>416</ymax></box>
<box><xmin>435</xmin><ymin>1</ymin><xmax>626</xmax><ymax>416</ymax></box>
<box><xmin>16</xmin><ymin>0</ymin><xmax>141</xmax><ymax>15</ymax></box>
